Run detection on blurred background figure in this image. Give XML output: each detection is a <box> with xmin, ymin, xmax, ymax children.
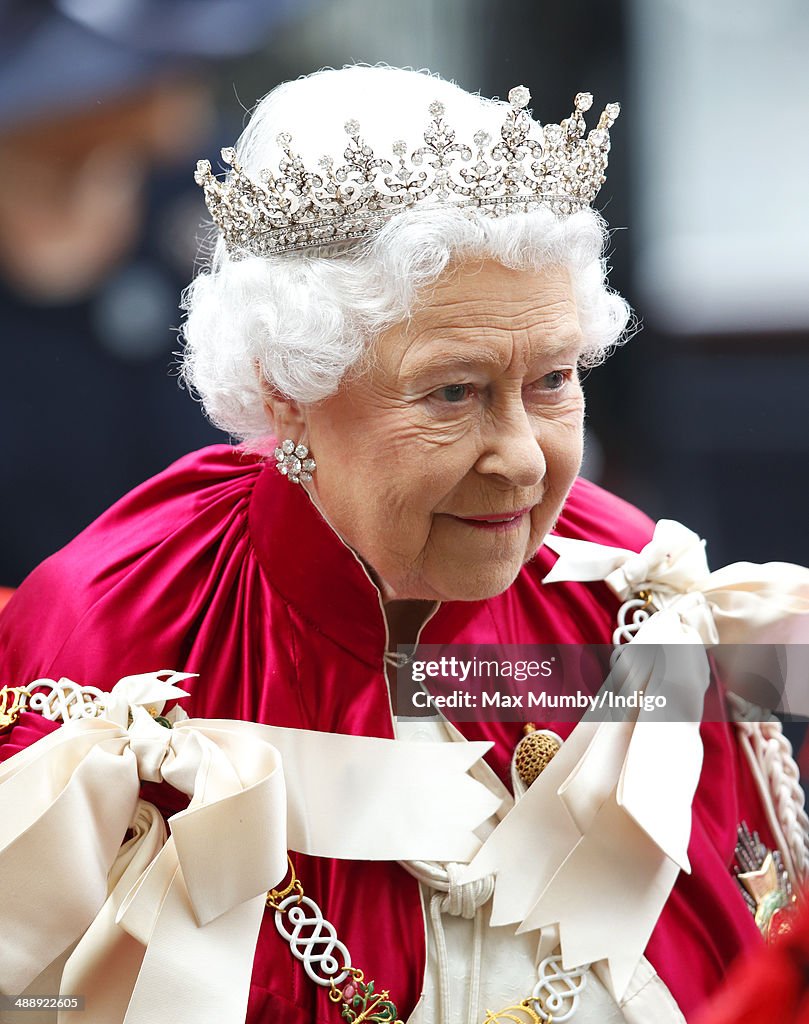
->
<box><xmin>0</xmin><ymin>0</ymin><xmax>315</xmax><ymax>585</ymax></box>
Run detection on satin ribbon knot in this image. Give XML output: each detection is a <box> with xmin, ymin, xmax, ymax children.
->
<box><xmin>126</xmin><ymin>707</ymin><xmax>176</xmax><ymax>783</ymax></box>
<box><xmin>601</xmin><ymin>521</ymin><xmax>711</xmax><ymax>601</ymax></box>
<box><xmin>609</xmin><ymin>551</ymin><xmax>653</xmax><ymax>593</ymax></box>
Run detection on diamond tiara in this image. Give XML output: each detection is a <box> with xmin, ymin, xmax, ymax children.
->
<box><xmin>195</xmin><ymin>86</ymin><xmax>620</xmax><ymax>258</ymax></box>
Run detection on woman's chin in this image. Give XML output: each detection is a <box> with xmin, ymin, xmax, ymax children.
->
<box><xmin>412</xmin><ymin>561</ymin><xmax>525</xmax><ymax>603</ymax></box>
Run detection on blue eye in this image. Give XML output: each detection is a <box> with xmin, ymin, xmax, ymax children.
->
<box><xmin>542</xmin><ymin>371</ymin><xmax>568</xmax><ymax>390</ymax></box>
<box><xmin>439</xmin><ymin>384</ymin><xmax>472</xmax><ymax>403</ymax></box>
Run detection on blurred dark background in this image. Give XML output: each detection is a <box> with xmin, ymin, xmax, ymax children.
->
<box><xmin>1</xmin><ymin>0</ymin><xmax>806</xmax><ymax>584</ymax></box>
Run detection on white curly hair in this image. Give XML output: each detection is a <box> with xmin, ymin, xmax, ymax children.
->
<box><xmin>180</xmin><ymin>65</ymin><xmax>631</xmax><ymax>445</ymax></box>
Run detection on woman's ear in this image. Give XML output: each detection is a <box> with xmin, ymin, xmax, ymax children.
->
<box><xmin>256</xmin><ymin>362</ymin><xmax>307</xmax><ymax>440</ymax></box>
<box><xmin>263</xmin><ymin>391</ymin><xmax>307</xmax><ymax>441</ymax></box>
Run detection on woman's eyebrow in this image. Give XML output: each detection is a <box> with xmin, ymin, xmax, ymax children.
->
<box><xmin>400</xmin><ymin>333</ymin><xmax>583</xmax><ymax>382</ymax></box>
<box><xmin>399</xmin><ymin>349</ymin><xmax>502</xmax><ymax>382</ymax></box>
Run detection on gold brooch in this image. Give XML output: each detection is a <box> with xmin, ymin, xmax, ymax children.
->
<box><xmin>734</xmin><ymin>823</ymin><xmax>797</xmax><ymax>942</ymax></box>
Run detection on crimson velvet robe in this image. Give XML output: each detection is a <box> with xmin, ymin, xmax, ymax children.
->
<box><xmin>0</xmin><ymin>446</ymin><xmax>770</xmax><ymax>1022</ymax></box>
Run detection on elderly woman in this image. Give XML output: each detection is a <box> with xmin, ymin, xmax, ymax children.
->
<box><xmin>0</xmin><ymin>66</ymin><xmax>806</xmax><ymax>1024</ymax></box>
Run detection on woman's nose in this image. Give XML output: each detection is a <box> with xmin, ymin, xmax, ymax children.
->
<box><xmin>473</xmin><ymin>406</ymin><xmax>547</xmax><ymax>488</ymax></box>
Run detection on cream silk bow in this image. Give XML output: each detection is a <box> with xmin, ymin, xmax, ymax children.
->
<box><xmin>0</xmin><ymin>672</ymin><xmax>501</xmax><ymax>1024</ymax></box>
<box><xmin>460</xmin><ymin>518</ymin><xmax>809</xmax><ymax>1002</ymax></box>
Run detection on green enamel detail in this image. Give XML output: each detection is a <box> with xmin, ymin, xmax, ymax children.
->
<box><xmin>341</xmin><ymin>979</ymin><xmax>399</xmax><ymax>1023</ymax></box>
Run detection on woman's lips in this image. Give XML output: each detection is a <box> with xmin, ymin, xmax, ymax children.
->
<box><xmin>449</xmin><ymin>508</ymin><xmax>531</xmax><ymax>532</ymax></box>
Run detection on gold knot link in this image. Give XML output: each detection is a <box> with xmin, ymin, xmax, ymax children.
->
<box><xmin>483</xmin><ymin>999</ymin><xmax>551</xmax><ymax>1023</ymax></box>
<box><xmin>0</xmin><ymin>685</ymin><xmax>27</xmax><ymax>731</ymax></box>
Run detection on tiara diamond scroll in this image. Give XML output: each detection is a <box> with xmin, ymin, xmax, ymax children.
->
<box><xmin>195</xmin><ymin>87</ymin><xmax>619</xmax><ymax>257</ymax></box>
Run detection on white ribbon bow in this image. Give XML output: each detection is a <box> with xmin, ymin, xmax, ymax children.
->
<box><xmin>461</xmin><ymin>518</ymin><xmax>809</xmax><ymax>1001</ymax></box>
<box><xmin>545</xmin><ymin>518</ymin><xmax>809</xmax><ymax>651</ymax></box>
<box><xmin>0</xmin><ymin>672</ymin><xmax>501</xmax><ymax>1024</ymax></box>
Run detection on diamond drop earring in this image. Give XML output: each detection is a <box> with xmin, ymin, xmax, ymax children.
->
<box><xmin>274</xmin><ymin>440</ymin><xmax>316</xmax><ymax>484</ymax></box>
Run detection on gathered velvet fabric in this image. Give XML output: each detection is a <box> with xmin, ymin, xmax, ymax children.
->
<box><xmin>0</xmin><ymin>445</ymin><xmax>772</xmax><ymax>1022</ymax></box>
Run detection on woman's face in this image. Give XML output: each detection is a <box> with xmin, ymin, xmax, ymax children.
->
<box><xmin>285</xmin><ymin>260</ymin><xmax>585</xmax><ymax>602</ymax></box>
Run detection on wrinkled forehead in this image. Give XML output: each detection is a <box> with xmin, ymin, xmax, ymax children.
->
<box><xmin>379</xmin><ymin>260</ymin><xmax>583</xmax><ymax>377</ymax></box>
